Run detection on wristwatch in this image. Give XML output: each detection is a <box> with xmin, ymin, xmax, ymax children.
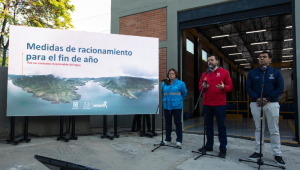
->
<box><xmin>266</xmin><ymin>98</ymin><xmax>271</xmax><ymax>102</ymax></box>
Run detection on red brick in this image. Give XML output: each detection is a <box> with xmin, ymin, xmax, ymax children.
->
<box><xmin>120</xmin><ymin>8</ymin><xmax>167</xmax><ymax>41</ymax></box>
<box><xmin>159</xmin><ymin>48</ymin><xmax>167</xmax><ymax>81</ymax></box>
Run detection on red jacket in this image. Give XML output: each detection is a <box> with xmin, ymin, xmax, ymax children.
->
<box><xmin>198</xmin><ymin>66</ymin><xmax>232</xmax><ymax>106</ymax></box>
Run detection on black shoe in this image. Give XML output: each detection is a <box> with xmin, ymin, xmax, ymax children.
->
<box><xmin>218</xmin><ymin>149</ymin><xmax>226</xmax><ymax>158</ymax></box>
<box><xmin>198</xmin><ymin>146</ymin><xmax>213</xmax><ymax>152</ymax></box>
<box><xmin>248</xmin><ymin>152</ymin><xmax>263</xmax><ymax>160</ymax></box>
<box><xmin>275</xmin><ymin>156</ymin><xmax>286</xmax><ymax>167</ymax></box>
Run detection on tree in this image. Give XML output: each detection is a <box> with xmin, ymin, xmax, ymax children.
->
<box><xmin>0</xmin><ymin>0</ymin><xmax>75</xmax><ymax>66</ymax></box>
<box><xmin>0</xmin><ymin>51</ymin><xmax>8</xmax><ymax>66</ymax></box>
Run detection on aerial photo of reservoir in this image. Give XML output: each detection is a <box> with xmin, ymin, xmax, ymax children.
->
<box><xmin>7</xmin><ymin>75</ymin><xmax>159</xmax><ymax>116</ymax></box>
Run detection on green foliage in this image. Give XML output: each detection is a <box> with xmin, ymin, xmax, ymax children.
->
<box><xmin>0</xmin><ymin>56</ymin><xmax>8</xmax><ymax>66</ymax></box>
<box><xmin>9</xmin><ymin>75</ymin><xmax>85</xmax><ymax>104</ymax></box>
<box><xmin>0</xmin><ymin>48</ymin><xmax>8</xmax><ymax>66</ymax></box>
<box><xmin>94</xmin><ymin>77</ymin><xmax>157</xmax><ymax>99</ymax></box>
<box><xmin>0</xmin><ymin>0</ymin><xmax>75</xmax><ymax>66</ymax></box>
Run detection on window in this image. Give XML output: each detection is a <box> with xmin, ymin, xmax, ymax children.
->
<box><xmin>186</xmin><ymin>39</ymin><xmax>194</xmax><ymax>54</ymax></box>
<box><xmin>202</xmin><ymin>50</ymin><xmax>207</xmax><ymax>62</ymax></box>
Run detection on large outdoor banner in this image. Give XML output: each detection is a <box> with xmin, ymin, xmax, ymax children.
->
<box><xmin>7</xmin><ymin>26</ymin><xmax>159</xmax><ymax>116</ymax></box>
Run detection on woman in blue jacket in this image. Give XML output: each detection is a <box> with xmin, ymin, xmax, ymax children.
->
<box><xmin>161</xmin><ymin>68</ymin><xmax>187</xmax><ymax>147</ymax></box>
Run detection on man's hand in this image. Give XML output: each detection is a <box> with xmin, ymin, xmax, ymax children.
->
<box><xmin>216</xmin><ymin>81</ymin><xmax>225</xmax><ymax>90</ymax></box>
<box><xmin>256</xmin><ymin>98</ymin><xmax>268</xmax><ymax>107</ymax></box>
<box><xmin>203</xmin><ymin>82</ymin><xmax>209</xmax><ymax>88</ymax></box>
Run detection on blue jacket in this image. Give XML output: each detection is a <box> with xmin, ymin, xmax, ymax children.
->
<box><xmin>161</xmin><ymin>79</ymin><xmax>187</xmax><ymax>110</ymax></box>
<box><xmin>246</xmin><ymin>65</ymin><xmax>284</xmax><ymax>102</ymax></box>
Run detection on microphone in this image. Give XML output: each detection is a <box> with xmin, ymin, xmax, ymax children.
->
<box><xmin>161</xmin><ymin>78</ymin><xmax>169</xmax><ymax>82</ymax></box>
<box><xmin>204</xmin><ymin>66</ymin><xmax>212</xmax><ymax>82</ymax></box>
<box><xmin>261</xmin><ymin>66</ymin><xmax>267</xmax><ymax>71</ymax></box>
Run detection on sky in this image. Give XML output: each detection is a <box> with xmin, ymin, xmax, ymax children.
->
<box><xmin>69</xmin><ymin>0</ymin><xmax>111</xmax><ymax>33</ymax></box>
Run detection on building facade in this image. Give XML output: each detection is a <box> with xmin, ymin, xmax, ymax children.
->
<box><xmin>110</xmin><ymin>0</ymin><xmax>300</xmax><ymax>142</ymax></box>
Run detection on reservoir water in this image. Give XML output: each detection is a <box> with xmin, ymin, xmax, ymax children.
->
<box><xmin>7</xmin><ymin>80</ymin><xmax>159</xmax><ymax>116</ymax></box>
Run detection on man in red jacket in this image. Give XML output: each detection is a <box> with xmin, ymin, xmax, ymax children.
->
<box><xmin>198</xmin><ymin>54</ymin><xmax>233</xmax><ymax>158</ymax></box>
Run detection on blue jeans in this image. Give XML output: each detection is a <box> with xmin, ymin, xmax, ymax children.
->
<box><xmin>164</xmin><ymin>109</ymin><xmax>182</xmax><ymax>143</ymax></box>
<box><xmin>204</xmin><ymin>105</ymin><xmax>227</xmax><ymax>150</ymax></box>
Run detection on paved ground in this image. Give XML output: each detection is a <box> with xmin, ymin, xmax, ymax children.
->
<box><xmin>183</xmin><ymin>117</ymin><xmax>296</xmax><ymax>143</ymax></box>
<box><xmin>0</xmin><ymin>130</ymin><xmax>299</xmax><ymax>170</ymax></box>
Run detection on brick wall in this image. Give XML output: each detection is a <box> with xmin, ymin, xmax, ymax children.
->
<box><xmin>120</xmin><ymin>8</ymin><xmax>167</xmax><ymax>81</ymax></box>
<box><xmin>159</xmin><ymin>48</ymin><xmax>167</xmax><ymax>81</ymax></box>
<box><xmin>120</xmin><ymin>8</ymin><xmax>167</xmax><ymax>41</ymax></box>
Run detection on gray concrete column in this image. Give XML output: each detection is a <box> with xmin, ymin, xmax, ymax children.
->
<box><xmin>294</xmin><ymin>0</ymin><xmax>300</xmax><ymax>141</ymax></box>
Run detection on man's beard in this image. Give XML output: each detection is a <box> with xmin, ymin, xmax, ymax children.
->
<box><xmin>209</xmin><ymin>63</ymin><xmax>217</xmax><ymax>69</ymax></box>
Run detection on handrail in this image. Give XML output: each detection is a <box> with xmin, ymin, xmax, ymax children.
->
<box><xmin>279</xmin><ymin>101</ymin><xmax>294</xmax><ymax>103</ymax></box>
<box><xmin>279</xmin><ymin>90</ymin><xmax>294</xmax><ymax>102</ymax></box>
<box><xmin>280</xmin><ymin>112</ymin><xmax>294</xmax><ymax>114</ymax></box>
<box><xmin>225</xmin><ymin>100</ymin><xmax>295</xmax><ymax>120</ymax></box>
<box><xmin>226</xmin><ymin>100</ymin><xmax>250</xmax><ymax>118</ymax></box>
<box><xmin>279</xmin><ymin>101</ymin><xmax>295</xmax><ymax>114</ymax></box>
<box><xmin>279</xmin><ymin>90</ymin><xmax>292</xmax><ymax>97</ymax></box>
<box><xmin>236</xmin><ymin>91</ymin><xmax>242</xmax><ymax>101</ymax></box>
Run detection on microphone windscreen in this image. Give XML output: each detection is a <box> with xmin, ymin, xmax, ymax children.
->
<box><xmin>161</xmin><ymin>78</ymin><xmax>170</xmax><ymax>82</ymax></box>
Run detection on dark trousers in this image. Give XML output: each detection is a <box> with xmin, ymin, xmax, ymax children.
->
<box><xmin>131</xmin><ymin>114</ymin><xmax>151</xmax><ymax>131</ymax></box>
<box><xmin>204</xmin><ymin>105</ymin><xmax>227</xmax><ymax>150</ymax></box>
<box><xmin>164</xmin><ymin>109</ymin><xmax>182</xmax><ymax>143</ymax></box>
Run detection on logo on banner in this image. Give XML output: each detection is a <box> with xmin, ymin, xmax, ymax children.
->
<box><xmin>72</xmin><ymin>102</ymin><xmax>79</xmax><ymax>109</ymax></box>
<box><xmin>269</xmin><ymin>74</ymin><xmax>275</xmax><ymax>79</ymax></box>
<box><xmin>83</xmin><ymin>102</ymin><xmax>91</xmax><ymax>109</ymax></box>
<box><xmin>94</xmin><ymin>101</ymin><xmax>108</xmax><ymax>108</ymax></box>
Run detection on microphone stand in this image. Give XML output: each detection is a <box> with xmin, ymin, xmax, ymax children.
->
<box><xmin>192</xmin><ymin>71</ymin><xmax>220</xmax><ymax>160</ymax></box>
<box><xmin>152</xmin><ymin>81</ymin><xmax>181</xmax><ymax>152</ymax></box>
<box><xmin>239</xmin><ymin>68</ymin><xmax>285</xmax><ymax>169</ymax></box>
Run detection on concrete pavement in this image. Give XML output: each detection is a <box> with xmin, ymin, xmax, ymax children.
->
<box><xmin>0</xmin><ymin>130</ymin><xmax>299</xmax><ymax>170</ymax></box>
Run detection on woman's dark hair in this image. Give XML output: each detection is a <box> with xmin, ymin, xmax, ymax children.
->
<box><xmin>166</xmin><ymin>68</ymin><xmax>179</xmax><ymax>85</ymax></box>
